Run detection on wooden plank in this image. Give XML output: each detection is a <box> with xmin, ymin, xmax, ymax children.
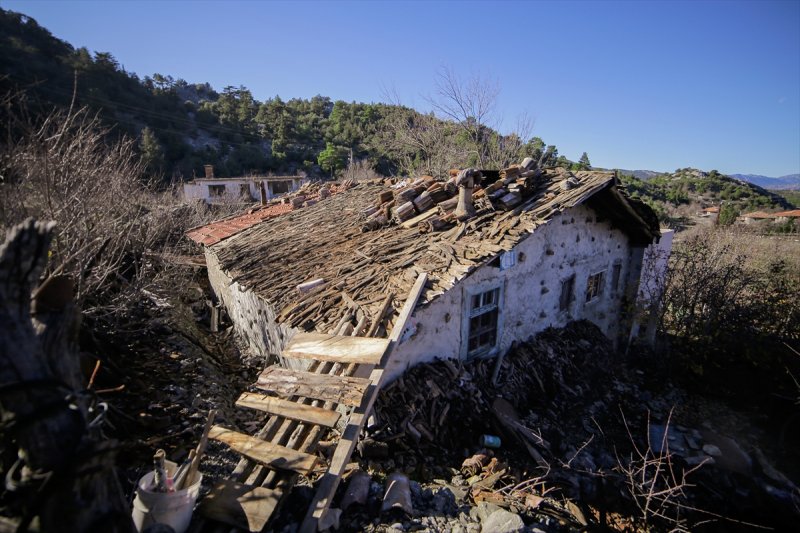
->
<box><xmin>236</xmin><ymin>392</ymin><xmax>341</xmax><ymax>428</ymax></box>
<box><xmin>400</xmin><ymin>208</ymin><xmax>439</xmax><ymax>229</ymax></box>
<box><xmin>256</xmin><ymin>366</ymin><xmax>369</xmax><ymax>407</ymax></box>
<box><xmin>300</xmin><ymin>273</ymin><xmax>428</xmax><ymax>533</ymax></box>
<box><xmin>199</xmin><ymin>480</ymin><xmax>281</xmax><ymax>532</ymax></box>
<box><xmin>209</xmin><ymin>426</ymin><xmax>318</xmax><ymax>475</ymax></box>
<box><xmin>283</xmin><ymin>332</ymin><xmax>390</xmax><ymax>365</ymax></box>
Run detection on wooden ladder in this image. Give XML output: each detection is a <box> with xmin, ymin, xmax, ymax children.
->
<box><xmin>198</xmin><ymin>273</ymin><xmax>426</xmax><ymax>532</ymax></box>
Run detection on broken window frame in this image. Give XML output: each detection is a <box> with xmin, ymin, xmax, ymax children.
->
<box><xmin>239</xmin><ymin>183</ymin><xmax>251</xmax><ymax>199</ymax></box>
<box><xmin>559</xmin><ymin>274</ymin><xmax>575</xmax><ymax>311</ymax></box>
<box><xmin>270</xmin><ymin>180</ymin><xmax>291</xmax><ymax>195</ymax></box>
<box><xmin>462</xmin><ymin>282</ymin><xmax>504</xmax><ymax>359</ymax></box>
<box><xmin>208</xmin><ymin>184</ymin><xmax>226</xmax><ymax>197</ymax></box>
<box><xmin>585</xmin><ymin>270</ymin><xmax>606</xmax><ymax>302</ymax></box>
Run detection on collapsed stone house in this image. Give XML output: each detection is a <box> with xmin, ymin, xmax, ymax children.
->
<box><xmin>187</xmin><ymin>167</ymin><xmax>670</xmax><ymax>383</ymax></box>
<box><xmin>183</xmin><ymin>164</ymin><xmax>307</xmax><ymax>204</ymax></box>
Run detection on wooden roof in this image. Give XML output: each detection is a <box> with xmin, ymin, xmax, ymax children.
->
<box><xmin>206</xmin><ymin>168</ymin><xmax>659</xmax><ymax>336</ymax></box>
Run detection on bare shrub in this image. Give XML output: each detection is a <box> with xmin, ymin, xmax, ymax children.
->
<box><xmin>661</xmin><ymin>229</ymin><xmax>800</xmax><ymax>346</ymax></box>
<box><xmin>0</xmin><ymin>91</ymin><xmax>215</xmax><ymax>315</ymax></box>
<box><xmin>615</xmin><ymin>411</ymin><xmax>702</xmax><ymax>532</ymax></box>
<box><xmin>343</xmin><ymin>159</ymin><xmax>384</xmax><ymax>182</ymax></box>
<box><xmin>657</xmin><ymin>227</ymin><xmax>800</xmax><ymax>398</ymax></box>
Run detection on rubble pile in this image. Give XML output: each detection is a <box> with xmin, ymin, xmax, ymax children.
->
<box><xmin>356</xmin><ymin>321</ymin><xmax>800</xmax><ymax>531</ymax></box>
<box><xmin>370</xmin><ymin>321</ymin><xmax>616</xmax><ymax>470</ymax></box>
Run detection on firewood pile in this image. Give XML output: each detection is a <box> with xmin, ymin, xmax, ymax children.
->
<box><xmin>368</xmin><ymin>320</ymin><xmax>617</xmax><ymax>473</ymax></box>
<box><xmin>210</xmin><ymin>166</ymin><xmax>625</xmax><ymax>336</ymax></box>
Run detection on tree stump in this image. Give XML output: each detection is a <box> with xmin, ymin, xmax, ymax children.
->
<box><xmin>0</xmin><ymin>219</ymin><xmax>134</xmax><ymax>532</ymax></box>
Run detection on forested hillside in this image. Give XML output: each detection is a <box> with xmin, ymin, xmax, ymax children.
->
<box><xmin>0</xmin><ymin>8</ymin><xmax>576</xmax><ymax>183</ymax></box>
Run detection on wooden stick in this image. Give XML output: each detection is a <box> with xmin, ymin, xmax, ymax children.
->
<box><xmin>180</xmin><ymin>408</ymin><xmax>217</xmax><ymax>489</ymax></box>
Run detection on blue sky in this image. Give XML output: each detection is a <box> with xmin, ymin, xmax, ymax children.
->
<box><xmin>4</xmin><ymin>0</ymin><xmax>800</xmax><ymax>176</ymax></box>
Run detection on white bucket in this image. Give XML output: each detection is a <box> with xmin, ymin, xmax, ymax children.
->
<box><xmin>131</xmin><ymin>468</ymin><xmax>202</xmax><ymax>533</ymax></box>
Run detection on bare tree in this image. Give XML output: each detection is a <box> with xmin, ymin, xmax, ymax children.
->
<box><xmin>376</xmin><ymin>106</ymin><xmax>468</xmax><ymax>177</ymax></box>
<box><xmin>427</xmin><ymin>66</ymin><xmax>500</xmax><ymax>167</ymax></box>
<box><xmin>484</xmin><ymin>111</ymin><xmax>536</xmax><ymax>169</ymax></box>
<box><xmin>381</xmin><ymin>67</ymin><xmax>536</xmax><ymax>175</ymax></box>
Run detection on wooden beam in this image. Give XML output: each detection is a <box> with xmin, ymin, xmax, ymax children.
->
<box><xmin>300</xmin><ymin>273</ymin><xmax>428</xmax><ymax>533</ymax></box>
<box><xmin>400</xmin><ymin>208</ymin><xmax>439</xmax><ymax>229</ymax></box>
<box><xmin>236</xmin><ymin>392</ymin><xmax>341</xmax><ymax>428</ymax></box>
<box><xmin>283</xmin><ymin>332</ymin><xmax>390</xmax><ymax>365</ymax></box>
<box><xmin>208</xmin><ymin>426</ymin><xmax>318</xmax><ymax>475</ymax></box>
<box><xmin>256</xmin><ymin>366</ymin><xmax>370</xmax><ymax>407</ymax></box>
<box><xmin>199</xmin><ymin>480</ymin><xmax>281</xmax><ymax>532</ymax></box>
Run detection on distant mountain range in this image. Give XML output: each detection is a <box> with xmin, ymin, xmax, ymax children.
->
<box><xmin>729</xmin><ymin>174</ymin><xmax>800</xmax><ymax>191</ymax></box>
<box><xmin>614</xmin><ymin>169</ymin><xmax>800</xmax><ymax>190</ymax></box>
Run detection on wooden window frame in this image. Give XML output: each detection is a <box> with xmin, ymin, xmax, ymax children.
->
<box><xmin>585</xmin><ymin>270</ymin><xmax>606</xmax><ymax>303</ymax></box>
<box><xmin>461</xmin><ymin>281</ymin><xmax>504</xmax><ymax>359</ymax></box>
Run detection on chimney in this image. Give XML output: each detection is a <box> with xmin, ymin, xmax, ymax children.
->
<box><xmin>204</xmin><ymin>164</ymin><xmax>214</xmax><ymax>179</ymax></box>
<box><xmin>454</xmin><ymin>168</ymin><xmax>480</xmax><ymax>221</ymax></box>
<box><xmin>259</xmin><ymin>181</ymin><xmax>267</xmax><ymax>205</ymax></box>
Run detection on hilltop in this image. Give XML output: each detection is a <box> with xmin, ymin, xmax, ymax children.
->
<box><xmin>616</xmin><ymin>167</ymin><xmax>795</xmax><ymax>227</ymax></box>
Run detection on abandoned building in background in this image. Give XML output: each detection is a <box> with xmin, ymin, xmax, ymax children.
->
<box><xmin>187</xmin><ymin>166</ymin><xmax>671</xmax><ymax>383</ymax></box>
<box><xmin>183</xmin><ymin>164</ymin><xmax>307</xmax><ymax>204</ymax></box>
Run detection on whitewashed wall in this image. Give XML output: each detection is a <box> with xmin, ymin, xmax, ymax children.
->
<box><xmin>205</xmin><ymin>249</ymin><xmax>299</xmax><ymax>364</ymax></box>
<box><xmin>383</xmin><ymin>204</ymin><xmax>642</xmax><ymax>383</ymax></box>
<box><xmin>184</xmin><ymin>178</ymin><xmax>306</xmax><ymax>204</ymax></box>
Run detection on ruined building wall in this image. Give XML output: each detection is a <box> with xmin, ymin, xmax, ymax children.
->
<box><xmin>384</xmin><ymin>204</ymin><xmax>642</xmax><ymax>383</ymax></box>
<box><xmin>205</xmin><ymin>249</ymin><xmax>300</xmax><ymax>366</ymax></box>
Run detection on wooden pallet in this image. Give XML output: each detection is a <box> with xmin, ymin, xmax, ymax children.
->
<box><xmin>198</xmin><ymin>273</ymin><xmax>427</xmax><ymax>532</ymax></box>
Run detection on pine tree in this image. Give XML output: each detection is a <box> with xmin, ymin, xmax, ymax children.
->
<box><xmin>578</xmin><ymin>152</ymin><xmax>591</xmax><ymax>170</ymax></box>
<box><xmin>139</xmin><ymin>127</ymin><xmax>164</xmax><ymax>175</ymax></box>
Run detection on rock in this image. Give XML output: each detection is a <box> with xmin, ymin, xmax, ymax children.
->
<box><xmin>701</xmin><ymin>430</ymin><xmax>752</xmax><ymax>475</ymax></box>
<box><xmin>470</xmin><ymin>501</ymin><xmax>502</xmax><ymax>522</ymax></box>
<box><xmin>432</xmin><ymin>487</ymin><xmax>457</xmax><ymax>515</ymax></box>
<box><xmin>702</xmin><ymin>444</ymin><xmax>722</xmax><ymax>457</ymax></box>
<box><xmin>481</xmin><ymin>509</ymin><xmax>525</xmax><ymax>533</ymax></box>
<box><xmin>685</xmin><ymin>455</ymin><xmax>714</xmax><ymax>467</ymax></box>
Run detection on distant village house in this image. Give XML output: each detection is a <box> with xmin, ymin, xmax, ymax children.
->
<box><xmin>183</xmin><ymin>164</ymin><xmax>307</xmax><ymax>204</ymax></box>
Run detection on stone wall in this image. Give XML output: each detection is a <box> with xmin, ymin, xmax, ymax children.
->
<box><xmin>383</xmin><ymin>204</ymin><xmax>643</xmax><ymax>382</ymax></box>
<box><xmin>205</xmin><ymin>249</ymin><xmax>299</xmax><ymax>365</ymax></box>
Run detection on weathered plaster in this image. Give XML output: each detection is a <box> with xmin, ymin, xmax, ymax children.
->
<box><xmin>205</xmin><ymin>249</ymin><xmax>305</xmax><ymax>368</ymax></box>
<box><xmin>383</xmin><ymin>204</ymin><xmax>641</xmax><ymax>382</ymax></box>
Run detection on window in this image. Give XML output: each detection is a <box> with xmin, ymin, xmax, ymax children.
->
<box><xmin>239</xmin><ymin>184</ymin><xmax>252</xmax><ymax>199</ymax></box>
<box><xmin>270</xmin><ymin>180</ymin><xmax>290</xmax><ymax>195</ymax></box>
<box><xmin>467</xmin><ymin>287</ymin><xmax>501</xmax><ymax>356</ymax></box>
<box><xmin>208</xmin><ymin>184</ymin><xmax>225</xmax><ymax>197</ymax></box>
<box><xmin>611</xmin><ymin>264</ymin><xmax>622</xmax><ymax>292</ymax></box>
<box><xmin>560</xmin><ymin>275</ymin><xmax>575</xmax><ymax>311</ymax></box>
<box><xmin>585</xmin><ymin>271</ymin><xmax>605</xmax><ymax>302</ymax></box>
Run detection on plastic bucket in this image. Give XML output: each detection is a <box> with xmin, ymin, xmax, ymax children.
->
<box><xmin>131</xmin><ymin>469</ymin><xmax>202</xmax><ymax>533</ymax></box>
